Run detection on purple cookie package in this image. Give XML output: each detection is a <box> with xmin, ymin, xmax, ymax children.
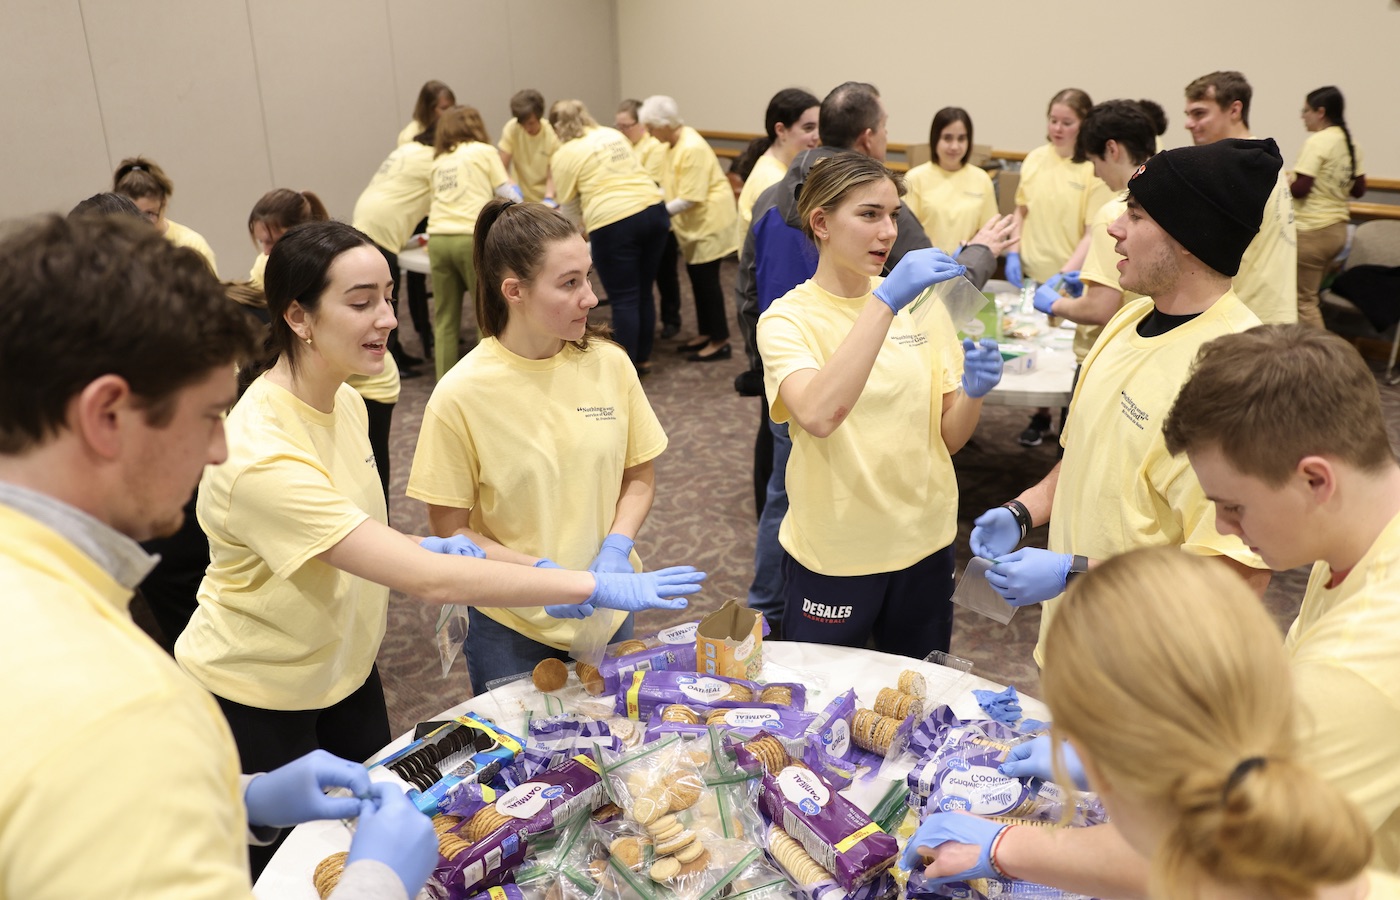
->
<box><xmin>433</xmin><ymin>826</ymin><xmax>528</xmax><ymax>899</ymax></box>
<box><xmin>614</xmin><ymin>669</ymin><xmax>806</xmax><ymax>720</ymax></box>
<box><xmin>442</xmin><ymin>755</ymin><xmax>606</xmax><ymax>835</ymax></box>
<box><xmin>597</xmin><ymin>620</ymin><xmax>701</xmax><ymax>695</ymax></box>
<box><xmin>645</xmin><ymin>704</ymin><xmax>817</xmax><ymax>744</ymax></box>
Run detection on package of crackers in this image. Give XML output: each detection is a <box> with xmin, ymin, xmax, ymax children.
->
<box><xmin>644</xmin><ymin>704</ymin><xmax>816</xmax><ymax>745</ymax></box>
<box><xmin>736</xmin><ymin>732</ymin><xmax>898</xmax><ymax>891</ymax></box>
<box><xmin>614</xmin><ymin>670</ymin><xmax>805</xmax><ymax>721</ymax></box>
<box><xmin>442</xmin><ymin>754</ymin><xmax>607</xmax><ymax>838</ymax></box>
<box><xmin>431</xmin><ymin>815</ymin><xmax>530</xmax><ymax>899</ymax></box>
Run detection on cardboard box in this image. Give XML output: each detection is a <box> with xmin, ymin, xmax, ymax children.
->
<box><xmin>696</xmin><ymin>599</ymin><xmax>763</xmax><ymax>680</ymax></box>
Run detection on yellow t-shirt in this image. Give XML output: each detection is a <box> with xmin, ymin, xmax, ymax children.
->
<box><xmin>397</xmin><ymin>118</ymin><xmax>426</xmax><ymax>147</ymax></box>
<box><xmin>1071</xmin><ymin>196</ymin><xmax>1143</xmax><ymax>362</ymax></box>
<box><xmin>1015</xmin><ymin>144</ymin><xmax>1111</xmax><ymax>283</ymax></box>
<box><xmin>1368</xmin><ymin>869</ymin><xmax>1400</xmax><ymax>896</ymax></box>
<box><xmin>551</xmin><ymin>126</ymin><xmax>663</xmax><ymax>233</ymax></box>
<box><xmin>632</xmin><ymin>133</ymin><xmax>668</xmax><ymax>187</ymax></box>
<box><xmin>1037</xmin><ymin>291</ymin><xmax>1266</xmax><ymax>665</ymax></box>
<box><xmin>1233</xmin><ymin>166</ymin><xmax>1298</xmax><ymax>325</ymax></box>
<box><xmin>0</xmin><ymin>504</ymin><xmax>249</xmax><ymax>897</ymax></box>
<box><xmin>429</xmin><ymin>142</ymin><xmax>511</xmax><ymax>236</ymax></box>
<box><xmin>177</xmin><ymin>377</ymin><xmax>389</xmax><ymax>710</ymax></box>
<box><xmin>406</xmin><ymin>338</ymin><xmax>668</xmax><ymax>650</ymax></box>
<box><xmin>1286</xmin><ymin>508</ymin><xmax>1400</xmax><ymax>871</ymax></box>
<box><xmin>737</xmin><ymin>153</ymin><xmax>788</xmax><ymax>231</ymax></box>
<box><xmin>1294</xmin><ymin>126</ymin><xmax>1363</xmax><ymax>233</ymax></box>
<box><xmin>904</xmin><ymin>162</ymin><xmax>1000</xmax><ymax>255</ymax></box>
<box><xmin>354</xmin><ymin>141</ymin><xmax>434</xmax><ymax>253</ymax></box>
<box><xmin>663</xmin><ymin>126</ymin><xmax>739</xmax><ymax>265</ymax></box>
<box><xmin>758</xmin><ymin>277</ymin><xmax>964</xmax><ymax>576</ymax></box>
<box><xmin>248</xmin><ymin>252</ymin><xmax>267</xmax><ymax>289</ymax></box>
<box><xmin>498</xmin><ymin>118</ymin><xmax>560</xmax><ymax>203</ymax></box>
<box><xmin>165</xmin><ymin>218</ymin><xmax>218</xmax><ymax>275</ymax></box>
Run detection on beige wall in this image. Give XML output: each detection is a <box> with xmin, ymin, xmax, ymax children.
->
<box><xmin>617</xmin><ymin>0</ymin><xmax>1398</xmax><ymax>177</ymax></box>
<box><xmin>0</xmin><ymin>0</ymin><xmax>619</xmax><ymax>279</ymax></box>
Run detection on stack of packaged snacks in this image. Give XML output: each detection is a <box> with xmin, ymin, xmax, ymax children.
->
<box><xmin>615</xmin><ymin>670</ymin><xmax>805</xmax><ymax>722</ymax></box>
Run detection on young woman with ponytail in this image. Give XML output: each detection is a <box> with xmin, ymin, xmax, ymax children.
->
<box><xmin>407</xmin><ymin>200</ymin><xmax>678</xmax><ymax>692</ymax></box>
<box><xmin>736</xmin><ymin>88</ymin><xmax>821</xmax><ymax>229</ymax></box>
<box><xmin>905</xmin><ymin>547</ymin><xmax>1400</xmax><ymax>898</ymax></box>
<box><xmin>1293</xmin><ymin>86</ymin><xmax>1367</xmax><ymax>329</ymax></box>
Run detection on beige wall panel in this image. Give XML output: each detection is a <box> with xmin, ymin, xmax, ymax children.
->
<box><xmin>0</xmin><ymin>2</ymin><xmax>112</xmax><ymax>219</ymax></box>
<box><xmin>82</xmin><ymin>0</ymin><xmax>271</xmax><ymax>278</ymax></box>
<box><xmin>386</xmin><ymin>0</ymin><xmax>515</xmax><ymax>135</ymax></box>
<box><xmin>247</xmin><ymin>0</ymin><xmax>401</xmax><ymax>242</ymax></box>
<box><xmin>617</xmin><ymin>0</ymin><xmax>1400</xmax><ymax>176</ymax></box>
<box><xmin>503</xmin><ymin>0</ymin><xmax>619</xmax><ymax>122</ymax></box>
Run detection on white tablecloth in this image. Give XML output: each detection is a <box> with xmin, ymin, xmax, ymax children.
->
<box><xmin>254</xmin><ymin>641</ymin><xmax>1045</xmax><ymax>898</ymax></box>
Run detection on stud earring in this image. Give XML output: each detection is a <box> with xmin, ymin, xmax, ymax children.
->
<box><xmin>303</xmin><ymin>336</ymin><xmax>313</xmax><ymax>346</ymax></box>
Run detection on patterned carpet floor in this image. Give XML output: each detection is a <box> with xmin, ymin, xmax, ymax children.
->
<box><xmin>360</xmin><ymin>257</ymin><xmax>1396</xmax><ymax>735</ymax></box>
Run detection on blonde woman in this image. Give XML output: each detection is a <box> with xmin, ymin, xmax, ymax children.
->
<box><xmin>904</xmin><ymin>548</ymin><xmax>1400</xmax><ymax>898</ymax></box>
<box><xmin>547</xmin><ymin>99</ymin><xmax>669</xmax><ymax>371</ymax></box>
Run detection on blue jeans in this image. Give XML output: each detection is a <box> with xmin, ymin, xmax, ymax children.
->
<box><xmin>589</xmin><ymin>203</ymin><xmax>669</xmax><ymax>365</ymax></box>
<box><xmin>747</xmin><ymin>419</ymin><xmax>791</xmax><ymax>634</ymax></box>
<box><xmin>465</xmin><ymin>608</ymin><xmax>634</xmax><ymax>695</ymax></box>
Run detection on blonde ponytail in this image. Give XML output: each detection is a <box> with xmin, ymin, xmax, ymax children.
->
<box><xmin>1041</xmin><ymin>548</ymin><xmax>1373</xmax><ymax>899</ymax></box>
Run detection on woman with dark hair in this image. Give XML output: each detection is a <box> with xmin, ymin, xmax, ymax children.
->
<box><xmin>113</xmin><ymin>156</ymin><xmax>218</xmax><ymax>272</ymax></box>
<box><xmin>1293</xmin><ymin>85</ymin><xmax>1367</xmax><ymax>329</ymax></box>
<box><xmin>398</xmin><ymin>79</ymin><xmax>455</xmax><ymax>146</ymax></box>
<box><xmin>409</xmin><ymin>199</ymin><xmax>676</xmax><ymax>691</ymax></box>
<box><xmin>547</xmin><ymin>99</ymin><xmax>670</xmax><ymax>373</ymax></box>
<box><xmin>175</xmin><ymin>220</ymin><xmax>704</xmax><ymax>873</ymax></box>
<box><xmin>736</xmin><ymin>88</ymin><xmax>820</xmax><ymax>229</ymax></box>
<box><xmin>905</xmin><ymin>107</ymin><xmax>1000</xmax><ymax>254</ymax></box>
<box><xmin>428</xmin><ymin>105</ymin><xmax>521</xmax><ymax>379</ymax></box>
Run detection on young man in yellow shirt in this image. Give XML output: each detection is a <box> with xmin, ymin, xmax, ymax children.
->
<box><xmin>1183</xmin><ymin>70</ymin><xmax>1298</xmax><ymax>325</ymax></box>
<box><xmin>903</xmin><ymin>324</ymin><xmax>1400</xmax><ymax>891</ymax></box>
<box><xmin>971</xmin><ymin>138</ymin><xmax>1282</xmax><ymax>663</ymax></box>
<box><xmin>0</xmin><ymin>214</ymin><xmax>435</xmax><ymax>899</ymax></box>
<box><xmin>498</xmin><ymin>88</ymin><xmax>559</xmax><ymax>203</ymax></box>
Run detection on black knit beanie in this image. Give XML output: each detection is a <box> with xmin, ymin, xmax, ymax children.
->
<box><xmin>1126</xmin><ymin>137</ymin><xmax>1282</xmax><ymax>276</ymax></box>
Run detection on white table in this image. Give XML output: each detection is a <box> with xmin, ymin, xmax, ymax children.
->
<box><xmin>254</xmin><ymin>641</ymin><xmax>1043</xmax><ymax>898</ymax></box>
<box><xmin>978</xmin><ymin>280</ymin><xmax>1078</xmax><ymax>408</ymax></box>
<box><xmin>398</xmin><ymin>244</ymin><xmax>430</xmax><ymax>277</ymax></box>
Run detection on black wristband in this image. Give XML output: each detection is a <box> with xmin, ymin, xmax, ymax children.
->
<box><xmin>1001</xmin><ymin>500</ymin><xmax>1032</xmax><ymax>541</ymax></box>
<box><xmin>1065</xmin><ymin>554</ymin><xmax>1090</xmax><ymax>585</ymax></box>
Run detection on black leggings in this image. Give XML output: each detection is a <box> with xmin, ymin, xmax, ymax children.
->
<box><xmin>685</xmin><ymin>258</ymin><xmax>730</xmax><ymax>342</ymax></box>
<box><xmin>217</xmin><ymin>666</ymin><xmax>391</xmax><ymax>877</ymax></box>
<box><xmin>363</xmin><ymin>398</ymin><xmax>393</xmax><ymax>504</ymax></box>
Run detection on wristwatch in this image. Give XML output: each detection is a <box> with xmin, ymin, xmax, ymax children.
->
<box><xmin>1065</xmin><ymin>554</ymin><xmax>1090</xmax><ymax>585</ymax></box>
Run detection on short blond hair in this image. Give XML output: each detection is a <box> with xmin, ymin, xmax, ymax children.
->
<box><xmin>1043</xmin><ymin>548</ymin><xmax>1372</xmax><ymax>899</ymax></box>
<box><xmin>548</xmin><ymin>99</ymin><xmax>597</xmax><ymax>143</ymax></box>
<box><xmin>1163</xmin><ymin>324</ymin><xmax>1393</xmax><ymax>484</ymax></box>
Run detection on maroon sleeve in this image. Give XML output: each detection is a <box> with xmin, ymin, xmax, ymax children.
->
<box><xmin>1351</xmin><ymin>174</ymin><xmax>1368</xmax><ymax>199</ymax></box>
<box><xmin>1290</xmin><ymin>173</ymin><xmax>1315</xmax><ymax>200</ymax></box>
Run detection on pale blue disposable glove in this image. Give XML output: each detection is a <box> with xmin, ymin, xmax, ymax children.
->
<box><xmin>961</xmin><ymin>338</ymin><xmax>1004</xmax><ymax>398</ymax></box>
<box><xmin>872</xmin><ymin>248</ymin><xmax>966</xmax><ymax>314</ymax></box>
<box><xmin>973</xmin><ymin>685</ymin><xmax>1023</xmax><ymax>726</ymax></box>
<box><xmin>542</xmin><ymin>197</ymin><xmax>560</xmax><ymax>209</ymax></box>
<box><xmin>900</xmin><ymin>812</ymin><xmax>1011</xmax><ymax>883</ymax></box>
<box><xmin>985</xmin><ymin>548</ymin><xmax>1072</xmax><ymax>606</ymax></box>
<box><xmin>244</xmin><ymin>749</ymin><xmax>371</xmax><ymax>828</ymax></box>
<box><xmin>1047</xmin><ymin>271</ymin><xmax>1084</xmax><ymax>297</ymax></box>
<box><xmin>589</xmin><ymin>566</ymin><xmax>706</xmax><ymax>612</ymax></box>
<box><xmin>970</xmin><ymin>507</ymin><xmax>1020</xmax><ymax>560</ymax></box>
<box><xmin>1003</xmin><ymin>251</ymin><xmax>1022</xmax><ymax>287</ymax></box>
<box><xmin>1032</xmin><ymin>282</ymin><xmax>1061</xmax><ymax>315</ymax></box>
<box><xmin>589</xmin><ymin>533</ymin><xmax>636</xmax><ymax>575</ymax></box>
<box><xmin>538</xmin><ymin>558</ymin><xmax>595</xmax><ymax>619</ymax></box>
<box><xmin>503</xmin><ymin>183</ymin><xmax>524</xmax><ymax>202</ymax></box>
<box><xmin>999</xmin><ymin>734</ymin><xmax>1089</xmax><ymax>790</ymax></box>
<box><xmin>420</xmin><ymin>534</ymin><xmax>486</xmax><ymax>558</ymax></box>
<box><xmin>346</xmin><ymin>782</ymin><xmax>437</xmax><ymax>899</ymax></box>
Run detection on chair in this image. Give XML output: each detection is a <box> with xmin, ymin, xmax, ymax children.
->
<box><xmin>1321</xmin><ymin>219</ymin><xmax>1400</xmax><ymax>384</ymax></box>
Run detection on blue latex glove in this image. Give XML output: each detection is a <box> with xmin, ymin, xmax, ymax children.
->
<box><xmin>999</xmin><ymin>734</ymin><xmax>1089</xmax><ymax>790</ymax></box>
<box><xmin>1032</xmin><ymin>282</ymin><xmax>1061</xmax><ymax>315</ymax></box>
<box><xmin>588</xmin><ymin>533</ymin><xmax>636</xmax><ymax>575</ymax></box>
<box><xmin>985</xmin><ymin>548</ymin><xmax>1072</xmax><ymax>606</ymax></box>
<box><xmin>346</xmin><ymin>782</ymin><xmax>437</xmax><ymax>899</ymax></box>
<box><xmin>961</xmin><ymin>338</ymin><xmax>1004</xmax><ymax>398</ymax></box>
<box><xmin>537</xmin><ymin>559</ymin><xmax>594</xmax><ymax>619</ymax></box>
<box><xmin>589</xmin><ymin>566</ymin><xmax>706</xmax><ymax>613</ymax></box>
<box><xmin>973</xmin><ymin>685</ymin><xmax>1023</xmax><ymax>726</ymax></box>
<box><xmin>872</xmin><ymin>248</ymin><xmax>966</xmax><ymax>314</ymax></box>
<box><xmin>542</xmin><ymin>197</ymin><xmax>560</xmax><ymax>209</ymax></box>
<box><xmin>970</xmin><ymin>507</ymin><xmax>1020</xmax><ymax>560</ymax></box>
<box><xmin>900</xmin><ymin>812</ymin><xmax>1010</xmax><ymax>883</ymax></box>
<box><xmin>419</xmin><ymin>534</ymin><xmax>486</xmax><ymax>558</ymax></box>
<box><xmin>1047</xmin><ymin>271</ymin><xmax>1084</xmax><ymax>297</ymax></box>
<box><xmin>244</xmin><ymin>749</ymin><xmax>371</xmax><ymax>828</ymax></box>
<box><xmin>1003</xmin><ymin>251</ymin><xmax>1022</xmax><ymax>287</ymax></box>
<box><xmin>503</xmin><ymin>183</ymin><xmax>524</xmax><ymax>202</ymax></box>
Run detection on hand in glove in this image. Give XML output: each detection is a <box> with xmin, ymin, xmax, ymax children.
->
<box><xmin>244</xmin><ymin>749</ymin><xmax>371</xmax><ymax>828</ymax></box>
<box><xmin>961</xmin><ymin>338</ymin><xmax>1004</xmax><ymax>398</ymax></box>
<box><xmin>900</xmin><ymin>812</ymin><xmax>1012</xmax><ymax>884</ymax></box>
<box><xmin>538</xmin><ymin>558</ymin><xmax>594</xmax><ymax>619</ymax></box>
<box><xmin>588</xmin><ymin>566</ymin><xmax>706</xmax><ymax>612</ymax></box>
<box><xmin>970</xmin><ymin>507</ymin><xmax>1020</xmax><ymax>560</ymax></box>
<box><xmin>346</xmin><ymin>783</ymin><xmax>438</xmax><ymax>899</ymax></box>
<box><xmin>999</xmin><ymin>734</ymin><xmax>1089</xmax><ymax>790</ymax></box>
<box><xmin>872</xmin><ymin>248</ymin><xmax>966</xmax><ymax>314</ymax></box>
<box><xmin>1003</xmin><ymin>251</ymin><xmax>1022</xmax><ymax>287</ymax></box>
<box><xmin>420</xmin><ymin>534</ymin><xmax>486</xmax><ymax>558</ymax></box>
<box><xmin>985</xmin><ymin>548</ymin><xmax>1072</xmax><ymax>606</ymax></box>
<box><xmin>588</xmin><ymin>533</ymin><xmax>636</xmax><ymax>575</ymax></box>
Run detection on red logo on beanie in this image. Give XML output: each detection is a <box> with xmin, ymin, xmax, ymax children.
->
<box><xmin>1129</xmin><ymin>164</ymin><xmax>1147</xmax><ymax>181</ymax></box>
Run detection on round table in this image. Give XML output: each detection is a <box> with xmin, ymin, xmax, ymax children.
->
<box><xmin>253</xmin><ymin>641</ymin><xmax>1045</xmax><ymax>898</ymax></box>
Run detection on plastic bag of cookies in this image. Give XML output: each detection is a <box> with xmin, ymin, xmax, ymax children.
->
<box><xmin>599</xmin><ymin>734</ymin><xmax>715</xmax><ymax>829</ymax></box>
<box><xmin>614</xmin><ymin>670</ymin><xmax>805</xmax><ymax>721</ymax></box>
<box><xmin>513</xmin><ymin>714</ymin><xmax>622</xmax><ymax>779</ymax></box>
<box><xmin>644</xmin><ymin>704</ymin><xmax>817</xmax><ymax>745</ymax></box>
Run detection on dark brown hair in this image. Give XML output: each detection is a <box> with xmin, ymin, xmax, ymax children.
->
<box><xmin>1163</xmin><ymin>324</ymin><xmax>1394</xmax><ymax>483</ymax></box>
<box><xmin>1186</xmin><ymin>71</ymin><xmax>1252</xmax><ymax>128</ymax></box>
<box><xmin>1047</xmin><ymin>88</ymin><xmax>1093</xmax><ymax>122</ymax></box>
<box><xmin>929</xmin><ymin>107</ymin><xmax>975</xmax><ymax>167</ymax></box>
<box><xmin>247</xmin><ymin>188</ymin><xmax>329</xmax><ymax>241</ymax></box>
<box><xmin>113</xmin><ymin>156</ymin><xmax>174</xmax><ymax>202</ymax></box>
<box><xmin>510</xmin><ymin>88</ymin><xmax>545</xmax><ymax>122</ymax></box>
<box><xmin>473</xmin><ymin>199</ymin><xmax>606</xmax><ymax>349</ymax></box>
<box><xmin>435</xmin><ymin>106</ymin><xmax>490</xmax><ymax>158</ymax></box>
<box><xmin>262</xmin><ymin>221</ymin><xmax>378</xmax><ymax>376</ymax></box>
<box><xmin>0</xmin><ymin>214</ymin><xmax>256</xmax><ymax>452</ymax></box>
<box><xmin>412</xmin><ymin>80</ymin><xmax>456</xmax><ymax>129</ymax></box>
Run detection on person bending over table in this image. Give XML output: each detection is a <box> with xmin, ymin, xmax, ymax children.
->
<box><xmin>409</xmin><ymin>199</ymin><xmax>678</xmax><ymax>691</ymax></box>
<box><xmin>0</xmin><ymin>213</ymin><xmax>437</xmax><ymax>900</ymax></box>
<box><xmin>903</xmin><ymin>547</ymin><xmax>1400</xmax><ymax>898</ymax></box>
<box><xmin>113</xmin><ymin>154</ymin><xmax>218</xmax><ymax>273</ymax></box>
<box><xmin>757</xmin><ymin>152</ymin><xmax>1003</xmax><ymax>658</ymax></box>
<box><xmin>175</xmin><ymin>220</ymin><xmax>704</xmax><ymax>875</ymax></box>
